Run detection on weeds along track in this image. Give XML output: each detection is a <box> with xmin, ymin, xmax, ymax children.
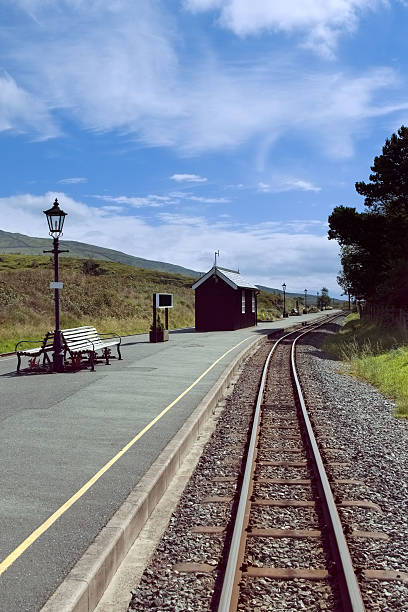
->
<box><xmin>129</xmin><ymin>315</ymin><xmax>407</xmax><ymax>611</ymax></box>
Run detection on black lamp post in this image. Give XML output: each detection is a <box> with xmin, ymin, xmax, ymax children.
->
<box><xmin>304</xmin><ymin>288</ymin><xmax>308</xmax><ymax>313</ymax></box>
<box><xmin>43</xmin><ymin>198</ymin><xmax>68</xmax><ymax>372</ymax></box>
<box><xmin>282</xmin><ymin>282</ymin><xmax>287</xmax><ymax>318</ymax></box>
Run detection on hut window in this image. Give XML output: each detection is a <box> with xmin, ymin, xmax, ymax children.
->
<box><xmin>252</xmin><ymin>293</ymin><xmax>256</xmax><ymax>313</ymax></box>
<box><xmin>242</xmin><ymin>290</ymin><xmax>246</xmax><ymax>313</ymax></box>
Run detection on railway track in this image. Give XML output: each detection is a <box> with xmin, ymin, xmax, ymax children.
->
<box><xmin>129</xmin><ymin>315</ymin><xmax>407</xmax><ymax>611</ymax></box>
<box><xmin>217</xmin><ymin>315</ymin><xmax>367</xmax><ymax>611</ymax></box>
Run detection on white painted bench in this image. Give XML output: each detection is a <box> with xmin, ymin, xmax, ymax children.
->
<box><xmin>15</xmin><ymin>332</ymin><xmax>54</xmax><ymax>373</ymax></box>
<box><xmin>61</xmin><ymin>326</ymin><xmax>122</xmax><ymax>371</ymax></box>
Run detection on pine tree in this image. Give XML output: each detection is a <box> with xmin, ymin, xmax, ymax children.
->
<box><xmin>328</xmin><ymin>126</ymin><xmax>408</xmax><ymax>306</ymax></box>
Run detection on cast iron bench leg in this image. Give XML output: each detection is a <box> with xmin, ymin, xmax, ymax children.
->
<box><xmin>103</xmin><ymin>348</ymin><xmax>111</xmax><ymax>365</ymax></box>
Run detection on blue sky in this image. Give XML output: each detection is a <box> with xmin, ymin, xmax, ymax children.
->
<box><xmin>1</xmin><ymin>0</ymin><xmax>408</xmax><ymax>296</ymax></box>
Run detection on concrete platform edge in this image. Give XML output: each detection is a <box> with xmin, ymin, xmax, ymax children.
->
<box><xmin>40</xmin><ymin>334</ymin><xmax>263</xmax><ymax>612</ymax></box>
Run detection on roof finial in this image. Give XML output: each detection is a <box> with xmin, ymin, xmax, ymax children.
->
<box><xmin>214</xmin><ymin>250</ymin><xmax>220</xmax><ymax>268</ymax></box>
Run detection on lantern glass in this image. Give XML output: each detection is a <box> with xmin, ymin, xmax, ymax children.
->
<box><xmin>282</xmin><ymin>283</ymin><xmax>286</xmax><ymax>291</ymax></box>
<box><xmin>43</xmin><ymin>198</ymin><xmax>67</xmax><ymax>237</ymax></box>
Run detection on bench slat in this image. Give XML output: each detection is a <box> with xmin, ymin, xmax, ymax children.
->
<box><xmin>16</xmin><ymin>326</ymin><xmax>122</xmax><ymax>373</ymax></box>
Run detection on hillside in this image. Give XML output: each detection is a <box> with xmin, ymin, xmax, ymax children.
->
<box><xmin>0</xmin><ymin>254</ymin><xmax>292</xmax><ymax>352</ymax></box>
<box><xmin>0</xmin><ymin>230</ymin><xmax>344</xmax><ymax>305</ymax></box>
<box><xmin>0</xmin><ymin>229</ymin><xmax>200</xmax><ymax>278</ymax></box>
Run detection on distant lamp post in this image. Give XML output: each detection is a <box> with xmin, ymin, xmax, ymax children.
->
<box><xmin>282</xmin><ymin>282</ymin><xmax>287</xmax><ymax>318</ymax></box>
<box><xmin>304</xmin><ymin>288</ymin><xmax>308</xmax><ymax>313</ymax></box>
<box><xmin>317</xmin><ymin>291</ymin><xmax>320</xmax><ymax>310</ymax></box>
<box><xmin>43</xmin><ymin>198</ymin><xmax>68</xmax><ymax>372</ymax></box>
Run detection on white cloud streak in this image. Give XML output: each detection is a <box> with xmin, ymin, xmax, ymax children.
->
<box><xmin>92</xmin><ymin>194</ymin><xmax>172</xmax><ymax>208</ymax></box>
<box><xmin>0</xmin><ymin>1</ymin><xmax>404</xmax><ymax>158</ymax></box>
<box><xmin>92</xmin><ymin>191</ymin><xmax>230</xmax><ymax>208</ymax></box>
<box><xmin>184</xmin><ymin>0</ymin><xmax>386</xmax><ymax>56</ymax></box>
<box><xmin>58</xmin><ymin>177</ymin><xmax>88</xmax><ymax>184</ymax></box>
<box><xmin>0</xmin><ymin>72</ymin><xmax>58</xmax><ymax>138</ymax></box>
<box><xmin>258</xmin><ymin>178</ymin><xmax>322</xmax><ymax>193</ymax></box>
<box><xmin>0</xmin><ymin>192</ymin><xmax>341</xmax><ymax>294</ymax></box>
<box><xmin>170</xmin><ymin>174</ymin><xmax>208</xmax><ymax>183</ymax></box>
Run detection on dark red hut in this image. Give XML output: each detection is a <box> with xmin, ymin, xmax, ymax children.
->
<box><xmin>192</xmin><ymin>266</ymin><xmax>258</xmax><ymax>331</ymax></box>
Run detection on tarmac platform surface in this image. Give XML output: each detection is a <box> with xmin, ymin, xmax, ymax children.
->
<box><xmin>0</xmin><ymin>312</ymin><xmax>335</xmax><ymax>612</ymax></box>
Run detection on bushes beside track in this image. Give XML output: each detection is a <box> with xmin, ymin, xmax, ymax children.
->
<box><xmin>324</xmin><ymin>313</ymin><xmax>408</xmax><ymax>418</ymax></box>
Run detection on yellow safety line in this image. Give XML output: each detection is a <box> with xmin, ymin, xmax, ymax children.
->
<box><xmin>0</xmin><ymin>335</ymin><xmax>253</xmax><ymax>575</ymax></box>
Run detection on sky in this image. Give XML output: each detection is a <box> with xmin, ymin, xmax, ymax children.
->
<box><xmin>1</xmin><ymin>0</ymin><xmax>408</xmax><ymax>297</ymax></box>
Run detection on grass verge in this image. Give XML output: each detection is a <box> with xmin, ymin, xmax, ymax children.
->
<box><xmin>323</xmin><ymin>313</ymin><xmax>408</xmax><ymax>418</ymax></box>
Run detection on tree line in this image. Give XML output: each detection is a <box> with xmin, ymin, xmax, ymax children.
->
<box><xmin>328</xmin><ymin>125</ymin><xmax>408</xmax><ymax>308</ymax></box>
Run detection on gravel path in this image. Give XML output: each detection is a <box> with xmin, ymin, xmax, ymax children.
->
<box><xmin>128</xmin><ymin>319</ymin><xmax>408</xmax><ymax>611</ymax></box>
<box><xmin>297</xmin><ymin>319</ymin><xmax>408</xmax><ymax>611</ymax></box>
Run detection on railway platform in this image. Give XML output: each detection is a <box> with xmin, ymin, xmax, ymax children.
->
<box><xmin>0</xmin><ymin>311</ymin><xmax>340</xmax><ymax>612</ymax></box>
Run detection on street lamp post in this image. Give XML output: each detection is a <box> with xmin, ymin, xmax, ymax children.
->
<box><xmin>317</xmin><ymin>291</ymin><xmax>320</xmax><ymax>310</ymax></box>
<box><xmin>43</xmin><ymin>198</ymin><xmax>68</xmax><ymax>372</ymax></box>
<box><xmin>304</xmin><ymin>288</ymin><xmax>308</xmax><ymax>313</ymax></box>
<box><xmin>282</xmin><ymin>282</ymin><xmax>287</xmax><ymax>318</ymax></box>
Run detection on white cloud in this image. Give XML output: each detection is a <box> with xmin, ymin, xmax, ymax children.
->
<box><xmin>1</xmin><ymin>1</ymin><xmax>404</xmax><ymax>158</ymax></box>
<box><xmin>92</xmin><ymin>194</ymin><xmax>172</xmax><ymax>208</ymax></box>
<box><xmin>170</xmin><ymin>174</ymin><xmax>208</xmax><ymax>183</ymax></box>
<box><xmin>0</xmin><ymin>192</ymin><xmax>342</xmax><ymax>294</ymax></box>
<box><xmin>289</xmin><ymin>180</ymin><xmax>321</xmax><ymax>192</ymax></box>
<box><xmin>184</xmin><ymin>0</ymin><xmax>386</xmax><ymax>56</ymax></box>
<box><xmin>58</xmin><ymin>177</ymin><xmax>87</xmax><ymax>184</ymax></box>
<box><xmin>257</xmin><ymin>178</ymin><xmax>321</xmax><ymax>193</ymax></box>
<box><xmin>0</xmin><ymin>72</ymin><xmax>58</xmax><ymax>138</ymax></box>
<box><xmin>188</xmin><ymin>195</ymin><xmax>230</xmax><ymax>203</ymax></box>
<box><xmin>92</xmin><ymin>191</ymin><xmax>230</xmax><ymax>208</ymax></box>
<box><xmin>169</xmin><ymin>191</ymin><xmax>230</xmax><ymax>204</ymax></box>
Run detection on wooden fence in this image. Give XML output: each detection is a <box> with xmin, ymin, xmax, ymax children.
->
<box><xmin>360</xmin><ymin>303</ymin><xmax>408</xmax><ymax>329</ymax></box>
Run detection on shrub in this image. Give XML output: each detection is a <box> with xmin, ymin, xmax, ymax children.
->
<box><xmin>82</xmin><ymin>260</ymin><xmax>107</xmax><ymax>276</ymax></box>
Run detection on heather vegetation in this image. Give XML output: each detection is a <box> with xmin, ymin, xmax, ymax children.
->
<box><xmin>0</xmin><ymin>254</ymin><xmax>289</xmax><ymax>353</ymax></box>
<box><xmin>324</xmin><ymin>313</ymin><xmax>408</xmax><ymax>418</ymax></box>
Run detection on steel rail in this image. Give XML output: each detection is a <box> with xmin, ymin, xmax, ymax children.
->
<box><xmin>217</xmin><ymin>314</ymin><xmax>338</xmax><ymax>612</ymax></box>
<box><xmin>217</xmin><ymin>326</ymin><xmax>299</xmax><ymax>612</ymax></box>
<box><xmin>291</xmin><ymin>324</ymin><xmax>365</xmax><ymax>612</ymax></box>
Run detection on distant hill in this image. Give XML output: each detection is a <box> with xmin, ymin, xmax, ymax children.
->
<box><xmin>256</xmin><ymin>284</ymin><xmax>345</xmax><ymax>307</ymax></box>
<box><xmin>0</xmin><ymin>229</ymin><xmax>201</xmax><ymax>279</ymax></box>
<box><xmin>0</xmin><ymin>230</ymin><xmax>345</xmax><ymax>305</ymax></box>
<box><xmin>256</xmin><ymin>284</ymin><xmax>319</xmax><ymax>302</ymax></box>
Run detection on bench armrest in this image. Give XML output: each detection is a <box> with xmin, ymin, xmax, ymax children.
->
<box><xmin>15</xmin><ymin>339</ymin><xmax>43</xmax><ymax>352</ymax></box>
<box><xmin>98</xmin><ymin>332</ymin><xmax>121</xmax><ymax>344</ymax></box>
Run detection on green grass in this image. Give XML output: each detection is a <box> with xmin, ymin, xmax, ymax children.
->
<box><xmin>0</xmin><ymin>253</ymin><xmax>289</xmax><ymax>353</ymax></box>
<box><xmin>0</xmin><ymin>254</ymin><xmax>196</xmax><ymax>352</ymax></box>
<box><xmin>323</xmin><ymin>313</ymin><xmax>408</xmax><ymax>417</ymax></box>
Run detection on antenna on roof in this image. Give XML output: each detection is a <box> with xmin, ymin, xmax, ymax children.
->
<box><xmin>214</xmin><ymin>250</ymin><xmax>220</xmax><ymax>267</ymax></box>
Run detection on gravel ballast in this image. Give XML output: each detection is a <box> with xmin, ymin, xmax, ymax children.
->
<box><xmin>296</xmin><ymin>319</ymin><xmax>408</xmax><ymax>611</ymax></box>
<box><xmin>127</xmin><ymin>319</ymin><xmax>408</xmax><ymax>611</ymax></box>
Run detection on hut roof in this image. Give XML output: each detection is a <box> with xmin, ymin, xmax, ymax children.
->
<box><xmin>192</xmin><ymin>266</ymin><xmax>258</xmax><ymax>291</ymax></box>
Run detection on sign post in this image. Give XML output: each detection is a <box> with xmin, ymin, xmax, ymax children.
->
<box><xmin>150</xmin><ymin>293</ymin><xmax>173</xmax><ymax>342</ymax></box>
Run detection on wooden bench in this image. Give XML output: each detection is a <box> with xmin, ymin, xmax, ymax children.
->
<box><xmin>15</xmin><ymin>327</ymin><xmax>122</xmax><ymax>373</ymax></box>
<box><xmin>61</xmin><ymin>326</ymin><xmax>122</xmax><ymax>371</ymax></box>
<box><xmin>15</xmin><ymin>332</ymin><xmax>54</xmax><ymax>373</ymax></box>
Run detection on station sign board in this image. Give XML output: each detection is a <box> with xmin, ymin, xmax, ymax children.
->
<box><xmin>155</xmin><ymin>293</ymin><xmax>173</xmax><ymax>308</ymax></box>
<box><xmin>50</xmin><ymin>282</ymin><xmax>63</xmax><ymax>289</ymax></box>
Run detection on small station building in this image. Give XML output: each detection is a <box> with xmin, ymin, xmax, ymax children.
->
<box><xmin>192</xmin><ymin>266</ymin><xmax>258</xmax><ymax>331</ymax></box>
